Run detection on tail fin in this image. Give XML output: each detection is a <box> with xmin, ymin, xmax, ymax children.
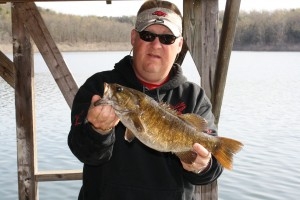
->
<box><xmin>212</xmin><ymin>137</ymin><xmax>243</xmax><ymax>170</ymax></box>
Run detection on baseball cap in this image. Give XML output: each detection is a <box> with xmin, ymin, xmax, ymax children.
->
<box><xmin>135</xmin><ymin>7</ymin><xmax>182</xmax><ymax>37</ymax></box>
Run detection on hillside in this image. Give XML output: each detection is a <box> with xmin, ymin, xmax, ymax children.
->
<box><xmin>1</xmin><ymin>3</ymin><xmax>300</xmax><ymax>52</ymax></box>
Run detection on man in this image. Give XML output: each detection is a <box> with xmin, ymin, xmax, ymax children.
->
<box><xmin>68</xmin><ymin>1</ymin><xmax>223</xmax><ymax>199</ymax></box>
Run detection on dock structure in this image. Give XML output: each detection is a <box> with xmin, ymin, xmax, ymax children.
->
<box><xmin>0</xmin><ymin>0</ymin><xmax>240</xmax><ymax>199</ymax></box>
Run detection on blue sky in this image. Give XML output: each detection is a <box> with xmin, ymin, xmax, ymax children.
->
<box><xmin>36</xmin><ymin>0</ymin><xmax>300</xmax><ymax>17</ymax></box>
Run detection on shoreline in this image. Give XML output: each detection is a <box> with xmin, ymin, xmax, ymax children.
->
<box><xmin>1</xmin><ymin>42</ymin><xmax>300</xmax><ymax>54</ymax></box>
<box><xmin>0</xmin><ymin>42</ymin><xmax>132</xmax><ymax>54</ymax></box>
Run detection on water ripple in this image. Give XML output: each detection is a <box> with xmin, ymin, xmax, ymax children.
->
<box><xmin>1</xmin><ymin>52</ymin><xmax>300</xmax><ymax>199</ymax></box>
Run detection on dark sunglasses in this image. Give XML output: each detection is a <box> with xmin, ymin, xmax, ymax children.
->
<box><xmin>137</xmin><ymin>30</ymin><xmax>178</xmax><ymax>45</ymax></box>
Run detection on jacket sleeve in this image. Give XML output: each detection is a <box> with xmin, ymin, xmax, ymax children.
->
<box><xmin>183</xmin><ymin>87</ymin><xmax>224</xmax><ymax>185</ymax></box>
<box><xmin>67</xmin><ymin>74</ymin><xmax>115</xmax><ymax>166</ymax></box>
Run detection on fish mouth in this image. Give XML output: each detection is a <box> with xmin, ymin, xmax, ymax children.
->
<box><xmin>103</xmin><ymin>82</ymin><xmax>110</xmax><ymax>98</ymax></box>
<box><xmin>93</xmin><ymin>82</ymin><xmax>111</xmax><ymax>106</ymax></box>
<box><xmin>94</xmin><ymin>83</ymin><xmax>132</xmax><ymax>115</ymax></box>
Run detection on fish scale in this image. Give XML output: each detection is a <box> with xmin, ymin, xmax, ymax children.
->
<box><xmin>140</xmin><ymin>99</ymin><xmax>193</xmax><ymax>151</ymax></box>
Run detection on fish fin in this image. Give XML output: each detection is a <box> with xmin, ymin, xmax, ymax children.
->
<box><xmin>124</xmin><ymin>128</ymin><xmax>135</xmax><ymax>142</ymax></box>
<box><xmin>178</xmin><ymin>114</ymin><xmax>207</xmax><ymax>132</ymax></box>
<box><xmin>131</xmin><ymin>115</ymin><xmax>145</xmax><ymax>132</ymax></box>
<box><xmin>159</xmin><ymin>102</ymin><xmax>182</xmax><ymax>115</ymax></box>
<box><xmin>212</xmin><ymin>137</ymin><xmax>244</xmax><ymax>170</ymax></box>
<box><xmin>124</xmin><ymin>114</ymin><xmax>145</xmax><ymax>142</ymax></box>
<box><xmin>175</xmin><ymin>151</ymin><xmax>197</xmax><ymax>164</ymax></box>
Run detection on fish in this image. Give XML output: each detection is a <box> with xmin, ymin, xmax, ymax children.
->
<box><xmin>95</xmin><ymin>82</ymin><xmax>243</xmax><ymax>170</ymax></box>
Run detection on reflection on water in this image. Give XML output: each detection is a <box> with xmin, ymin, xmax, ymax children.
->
<box><xmin>1</xmin><ymin>51</ymin><xmax>300</xmax><ymax>199</ymax></box>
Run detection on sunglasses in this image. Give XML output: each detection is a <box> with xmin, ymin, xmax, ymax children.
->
<box><xmin>137</xmin><ymin>30</ymin><xmax>178</xmax><ymax>45</ymax></box>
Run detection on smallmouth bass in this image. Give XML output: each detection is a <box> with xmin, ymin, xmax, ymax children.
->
<box><xmin>95</xmin><ymin>83</ymin><xmax>243</xmax><ymax>170</ymax></box>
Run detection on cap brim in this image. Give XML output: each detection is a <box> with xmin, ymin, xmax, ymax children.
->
<box><xmin>136</xmin><ymin>20</ymin><xmax>181</xmax><ymax>37</ymax></box>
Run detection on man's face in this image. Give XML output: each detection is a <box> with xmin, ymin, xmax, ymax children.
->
<box><xmin>131</xmin><ymin>24</ymin><xmax>183</xmax><ymax>84</ymax></box>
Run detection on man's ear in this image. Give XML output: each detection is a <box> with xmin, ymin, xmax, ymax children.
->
<box><xmin>131</xmin><ymin>29</ymin><xmax>137</xmax><ymax>46</ymax></box>
<box><xmin>177</xmin><ymin>37</ymin><xmax>184</xmax><ymax>54</ymax></box>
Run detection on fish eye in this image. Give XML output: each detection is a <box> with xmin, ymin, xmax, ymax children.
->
<box><xmin>116</xmin><ymin>86</ymin><xmax>123</xmax><ymax>92</ymax></box>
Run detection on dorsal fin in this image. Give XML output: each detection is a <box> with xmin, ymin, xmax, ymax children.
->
<box><xmin>158</xmin><ymin>102</ymin><xmax>207</xmax><ymax>132</ymax></box>
<box><xmin>158</xmin><ymin>102</ymin><xmax>179</xmax><ymax>115</ymax></box>
<box><xmin>178</xmin><ymin>114</ymin><xmax>207</xmax><ymax>132</ymax></box>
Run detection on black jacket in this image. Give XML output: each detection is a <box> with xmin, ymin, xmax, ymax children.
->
<box><xmin>68</xmin><ymin>55</ymin><xmax>223</xmax><ymax>200</ymax></box>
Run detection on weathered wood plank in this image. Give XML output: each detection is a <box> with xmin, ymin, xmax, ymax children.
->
<box><xmin>183</xmin><ymin>1</ymin><xmax>219</xmax><ymax>200</ymax></box>
<box><xmin>212</xmin><ymin>0</ymin><xmax>241</xmax><ymax>124</ymax></box>
<box><xmin>0</xmin><ymin>50</ymin><xmax>15</xmax><ymax>88</ymax></box>
<box><xmin>195</xmin><ymin>180</ymin><xmax>218</xmax><ymax>200</ymax></box>
<box><xmin>12</xmin><ymin>3</ymin><xmax>37</xmax><ymax>200</ymax></box>
<box><xmin>1</xmin><ymin>0</ymin><xmax>114</xmax><ymax>2</ymax></box>
<box><xmin>35</xmin><ymin>170</ymin><xmax>82</xmax><ymax>182</ymax></box>
<box><xmin>17</xmin><ymin>2</ymin><xmax>78</xmax><ymax>108</ymax></box>
<box><xmin>183</xmin><ymin>0</ymin><xmax>219</xmax><ymax>99</ymax></box>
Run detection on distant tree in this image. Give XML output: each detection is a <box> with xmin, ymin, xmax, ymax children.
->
<box><xmin>0</xmin><ymin>4</ymin><xmax>12</xmax><ymax>42</ymax></box>
<box><xmin>263</xmin><ymin>10</ymin><xmax>286</xmax><ymax>45</ymax></box>
<box><xmin>232</xmin><ymin>9</ymin><xmax>300</xmax><ymax>50</ymax></box>
<box><xmin>1</xmin><ymin>4</ymin><xmax>300</xmax><ymax>51</ymax></box>
<box><xmin>285</xmin><ymin>9</ymin><xmax>300</xmax><ymax>43</ymax></box>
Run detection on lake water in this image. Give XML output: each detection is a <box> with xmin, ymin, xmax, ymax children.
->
<box><xmin>1</xmin><ymin>51</ymin><xmax>300</xmax><ymax>199</ymax></box>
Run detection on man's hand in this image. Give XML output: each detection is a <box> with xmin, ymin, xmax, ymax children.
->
<box><xmin>181</xmin><ymin>143</ymin><xmax>212</xmax><ymax>174</ymax></box>
<box><xmin>86</xmin><ymin>95</ymin><xmax>120</xmax><ymax>134</ymax></box>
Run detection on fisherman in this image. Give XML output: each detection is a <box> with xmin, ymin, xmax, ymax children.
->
<box><xmin>68</xmin><ymin>0</ymin><xmax>223</xmax><ymax>199</ymax></box>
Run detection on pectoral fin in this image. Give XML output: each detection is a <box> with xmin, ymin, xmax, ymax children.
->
<box><xmin>124</xmin><ymin>128</ymin><xmax>135</xmax><ymax>142</ymax></box>
<box><xmin>131</xmin><ymin>115</ymin><xmax>145</xmax><ymax>132</ymax></box>
<box><xmin>175</xmin><ymin>151</ymin><xmax>198</xmax><ymax>164</ymax></box>
<box><xmin>124</xmin><ymin>115</ymin><xmax>145</xmax><ymax>142</ymax></box>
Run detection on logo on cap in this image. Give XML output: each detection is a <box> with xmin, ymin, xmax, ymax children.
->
<box><xmin>152</xmin><ymin>10</ymin><xmax>167</xmax><ymax>17</ymax></box>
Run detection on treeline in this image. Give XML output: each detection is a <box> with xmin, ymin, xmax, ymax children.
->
<box><xmin>40</xmin><ymin>9</ymin><xmax>135</xmax><ymax>43</ymax></box>
<box><xmin>0</xmin><ymin>4</ymin><xmax>135</xmax><ymax>45</ymax></box>
<box><xmin>223</xmin><ymin>9</ymin><xmax>300</xmax><ymax>50</ymax></box>
<box><xmin>1</xmin><ymin>3</ymin><xmax>300</xmax><ymax>51</ymax></box>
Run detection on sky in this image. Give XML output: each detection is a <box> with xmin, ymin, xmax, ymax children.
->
<box><xmin>35</xmin><ymin>0</ymin><xmax>300</xmax><ymax>17</ymax></box>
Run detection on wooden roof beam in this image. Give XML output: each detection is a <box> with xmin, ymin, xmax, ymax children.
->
<box><xmin>14</xmin><ymin>2</ymin><xmax>78</xmax><ymax>108</ymax></box>
<box><xmin>0</xmin><ymin>0</ymin><xmax>141</xmax><ymax>3</ymax></box>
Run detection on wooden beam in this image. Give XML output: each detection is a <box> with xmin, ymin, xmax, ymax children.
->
<box><xmin>0</xmin><ymin>0</ymin><xmax>140</xmax><ymax>3</ymax></box>
<box><xmin>35</xmin><ymin>170</ymin><xmax>82</xmax><ymax>182</ymax></box>
<box><xmin>195</xmin><ymin>180</ymin><xmax>218</xmax><ymax>199</ymax></box>
<box><xmin>0</xmin><ymin>50</ymin><xmax>15</xmax><ymax>88</ymax></box>
<box><xmin>212</xmin><ymin>0</ymin><xmax>241</xmax><ymax>124</ymax></box>
<box><xmin>183</xmin><ymin>1</ymin><xmax>219</xmax><ymax>200</ymax></box>
<box><xmin>183</xmin><ymin>0</ymin><xmax>219</xmax><ymax>100</ymax></box>
<box><xmin>12</xmin><ymin>3</ymin><xmax>37</xmax><ymax>199</ymax></box>
<box><xmin>16</xmin><ymin>2</ymin><xmax>78</xmax><ymax>108</ymax></box>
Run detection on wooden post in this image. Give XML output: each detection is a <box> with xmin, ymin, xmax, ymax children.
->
<box><xmin>182</xmin><ymin>0</ymin><xmax>219</xmax><ymax>100</ymax></box>
<box><xmin>12</xmin><ymin>2</ymin><xmax>37</xmax><ymax>200</ymax></box>
<box><xmin>182</xmin><ymin>0</ymin><xmax>219</xmax><ymax>199</ymax></box>
<box><xmin>212</xmin><ymin>0</ymin><xmax>241</xmax><ymax>124</ymax></box>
